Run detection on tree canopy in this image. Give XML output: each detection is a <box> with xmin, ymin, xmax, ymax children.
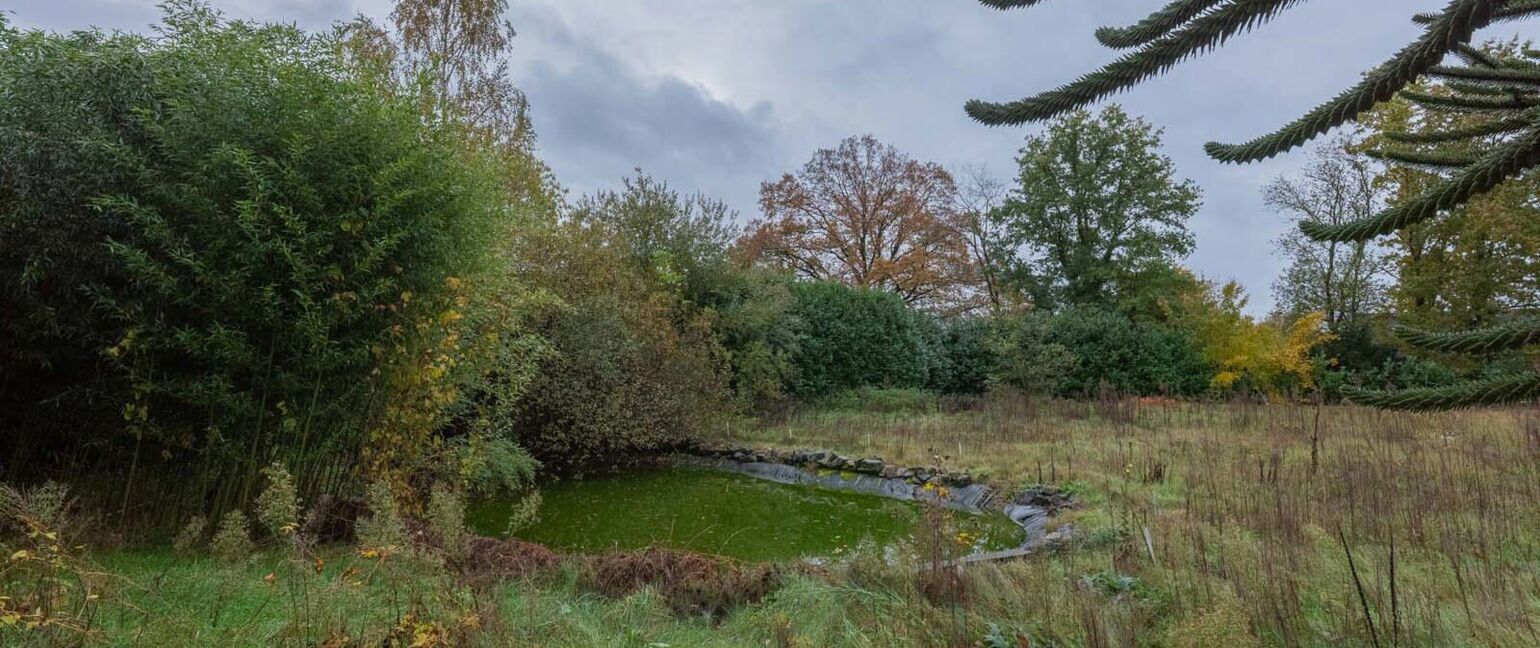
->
<box><xmin>994</xmin><ymin>106</ymin><xmax>1200</xmax><ymax>311</ymax></box>
<box><xmin>740</xmin><ymin>135</ymin><xmax>977</xmax><ymax>311</ymax></box>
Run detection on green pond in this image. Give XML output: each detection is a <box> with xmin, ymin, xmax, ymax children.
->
<box><xmin>467</xmin><ymin>467</ymin><xmax>1024</xmax><ymax>562</ymax></box>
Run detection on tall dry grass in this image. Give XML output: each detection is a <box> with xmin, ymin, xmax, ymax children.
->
<box><xmin>723</xmin><ymin>394</ymin><xmax>1540</xmax><ymax>646</ymax></box>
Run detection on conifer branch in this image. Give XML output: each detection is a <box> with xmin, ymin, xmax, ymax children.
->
<box><xmin>1205</xmin><ymin>0</ymin><xmax>1499</xmax><ymax>162</ymax></box>
<box><xmin>1381</xmin><ymin>116</ymin><xmax>1530</xmax><ymax>143</ymax></box>
<box><xmin>977</xmin><ymin>0</ymin><xmax>1058</xmax><ymax>9</ymax></box>
<box><xmin>1342</xmin><ymin>372</ymin><xmax>1540</xmax><ymax>410</ymax></box>
<box><xmin>1427</xmin><ymin>64</ymin><xmax>1540</xmax><ymax>89</ymax></box>
<box><xmin>1400</xmin><ymin>88</ymin><xmax>1536</xmax><ymax>112</ymax></box>
<box><xmin>1365</xmin><ymin>147</ymin><xmax>1479</xmax><ymax>169</ymax></box>
<box><xmin>1454</xmin><ymin>43</ymin><xmax>1502</xmax><ymax>68</ymax></box>
<box><xmin>1393</xmin><ymin>320</ymin><xmax>1540</xmax><ymax>353</ymax></box>
<box><xmin>1095</xmin><ymin>0</ymin><xmax>1226</xmax><ymax>50</ymax></box>
<box><xmin>967</xmin><ymin>0</ymin><xmax>1305</xmax><ymax>126</ymax></box>
<box><xmin>1301</xmin><ymin>125</ymin><xmax>1540</xmax><ymax>241</ymax></box>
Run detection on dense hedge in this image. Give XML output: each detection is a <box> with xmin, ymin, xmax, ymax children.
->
<box><xmin>1046</xmin><ymin>308</ymin><xmax>1210</xmax><ymax>397</ymax></box>
<box><xmin>788</xmin><ymin>282</ymin><xmax>928</xmax><ymax>398</ymax></box>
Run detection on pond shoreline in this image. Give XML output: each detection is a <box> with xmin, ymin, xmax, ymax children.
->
<box><xmin>674</xmin><ymin>444</ymin><xmax>1074</xmax><ymax>554</ymax></box>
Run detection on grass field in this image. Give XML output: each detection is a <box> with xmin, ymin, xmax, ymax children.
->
<box><xmin>6</xmin><ymin>394</ymin><xmax>1539</xmax><ymax>646</ymax></box>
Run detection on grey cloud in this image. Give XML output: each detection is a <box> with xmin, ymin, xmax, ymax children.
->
<box><xmin>511</xmin><ymin>6</ymin><xmax>783</xmax><ymax>217</ymax></box>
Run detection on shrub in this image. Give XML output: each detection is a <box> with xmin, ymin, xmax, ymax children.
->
<box><xmin>583</xmin><ymin>548</ymin><xmax>782</xmax><ymax>618</ymax></box>
<box><xmin>356</xmin><ymin>481</ymin><xmax>408</xmax><ymax>554</ymax></box>
<box><xmin>988</xmin><ymin>311</ymin><xmax>1075</xmax><ymax>395</ymax></box>
<box><xmin>924</xmin><ymin>316</ymin><xmax>998</xmax><ymax>395</ymax></box>
<box><xmin>700</xmin><ymin>270</ymin><xmax>803</xmax><ymax>410</ymax></box>
<box><xmin>1047</xmin><ymin>307</ymin><xmax>1209</xmax><ymax>397</ymax></box>
<box><xmin>210</xmin><ymin>510</ymin><xmax>253</xmax><ymax>564</ymax></box>
<box><xmin>425</xmin><ymin>486</ymin><xmax>466</xmax><ymax>559</ymax></box>
<box><xmin>255</xmin><ymin>462</ymin><xmax>299</xmax><ymax>537</ymax></box>
<box><xmin>510</xmin><ymin>218</ymin><xmax>731</xmax><ymax>470</ymax></box>
<box><xmin>788</xmin><ymin>281</ymin><xmax>927</xmax><ymax>397</ymax></box>
<box><xmin>172</xmin><ymin>515</ymin><xmax>208</xmax><ymax>553</ymax></box>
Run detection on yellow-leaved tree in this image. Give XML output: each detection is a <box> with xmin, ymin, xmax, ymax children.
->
<box><xmin>1184</xmin><ymin>281</ymin><xmax>1333</xmax><ymax>397</ymax></box>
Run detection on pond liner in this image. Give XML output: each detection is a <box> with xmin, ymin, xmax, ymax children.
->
<box><xmin>674</xmin><ymin>455</ymin><xmax>1067</xmax><ymax>553</ymax></box>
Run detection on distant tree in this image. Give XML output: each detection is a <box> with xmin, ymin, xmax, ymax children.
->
<box><xmin>1266</xmin><ymin>140</ymin><xmax>1392</xmax><ymax>329</ymax></box>
<box><xmin>569</xmin><ymin>171</ymin><xmax>736</xmax><ymax>299</ymax></box>
<box><xmin>995</xmin><ymin>106</ymin><xmax>1201</xmax><ymax>310</ymax></box>
<box><xmin>740</xmin><ymin>135</ymin><xmax>976</xmax><ymax>311</ymax></box>
<box><xmin>952</xmin><ymin>166</ymin><xmax>1014</xmax><ymax>313</ymax></box>
<box><xmin>1182</xmin><ymin>282</ymin><xmax>1334</xmax><ymax>396</ymax></box>
<box><xmin>340</xmin><ymin>0</ymin><xmax>530</xmax><ymax>152</ymax></box>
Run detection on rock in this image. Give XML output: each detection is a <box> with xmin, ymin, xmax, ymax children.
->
<box><xmin>1013</xmin><ymin>485</ymin><xmax>1073</xmax><ymax>513</ymax></box>
<box><xmin>854</xmin><ymin>458</ymin><xmax>884</xmax><ymax>474</ymax></box>
<box><xmin>913</xmin><ymin>469</ymin><xmax>933</xmax><ymax>483</ymax></box>
<box><xmin>816</xmin><ymin>453</ymin><xmax>846</xmax><ymax>470</ymax></box>
<box><xmin>944</xmin><ymin>473</ymin><xmax>973</xmax><ymax>488</ymax></box>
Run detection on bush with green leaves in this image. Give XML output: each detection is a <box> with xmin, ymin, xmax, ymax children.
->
<box><xmin>988</xmin><ymin>311</ymin><xmax>1075</xmax><ymax>395</ymax></box>
<box><xmin>1046</xmin><ymin>307</ymin><xmax>1209</xmax><ymax>397</ymax></box>
<box><xmin>510</xmin><ymin>216</ymin><xmax>731</xmax><ymax>469</ymax></box>
<box><xmin>788</xmin><ymin>281</ymin><xmax>928</xmax><ymax>398</ymax></box>
<box><xmin>0</xmin><ymin>4</ymin><xmax>522</xmax><ymax>511</ymax></box>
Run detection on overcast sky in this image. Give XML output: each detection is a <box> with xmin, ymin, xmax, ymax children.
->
<box><xmin>12</xmin><ymin>0</ymin><xmax>1522</xmax><ymax>314</ymax></box>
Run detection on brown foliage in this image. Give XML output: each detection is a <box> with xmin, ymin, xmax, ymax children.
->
<box><xmin>453</xmin><ymin>536</ymin><xmax>562</xmax><ymax>585</ymax></box>
<box><xmin>740</xmin><ymin>135</ymin><xmax>978</xmax><ymax>311</ymax></box>
<box><xmin>582</xmin><ymin>548</ymin><xmax>782</xmax><ymax>617</ymax></box>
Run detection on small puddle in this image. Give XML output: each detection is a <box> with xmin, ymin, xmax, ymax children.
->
<box><xmin>468</xmin><ymin>466</ymin><xmax>1024</xmax><ymax>562</ymax></box>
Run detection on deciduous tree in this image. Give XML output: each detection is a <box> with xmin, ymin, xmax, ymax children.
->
<box><xmin>995</xmin><ymin>105</ymin><xmax>1200</xmax><ymax>311</ymax></box>
<box><xmin>740</xmin><ymin>135</ymin><xmax>975</xmax><ymax>311</ymax></box>
<box><xmin>1266</xmin><ymin>139</ymin><xmax>1392</xmax><ymax>328</ymax></box>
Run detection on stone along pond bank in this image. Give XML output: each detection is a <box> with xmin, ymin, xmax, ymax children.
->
<box><xmin>677</xmin><ymin>443</ymin><xmax>1075</xmax><ymax>557</ymax></box>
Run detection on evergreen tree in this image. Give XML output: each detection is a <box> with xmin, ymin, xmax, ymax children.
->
<box><xmin>968</xmin><ymin>0</ymin><xmax>1540</xmax><ymax>410</ymax></box>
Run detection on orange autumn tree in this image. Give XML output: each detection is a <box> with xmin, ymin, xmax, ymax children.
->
<box><xmin>739</xmin><ymin>135</ymin><xmax>978</xmax><ymax>311</ymax></box>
